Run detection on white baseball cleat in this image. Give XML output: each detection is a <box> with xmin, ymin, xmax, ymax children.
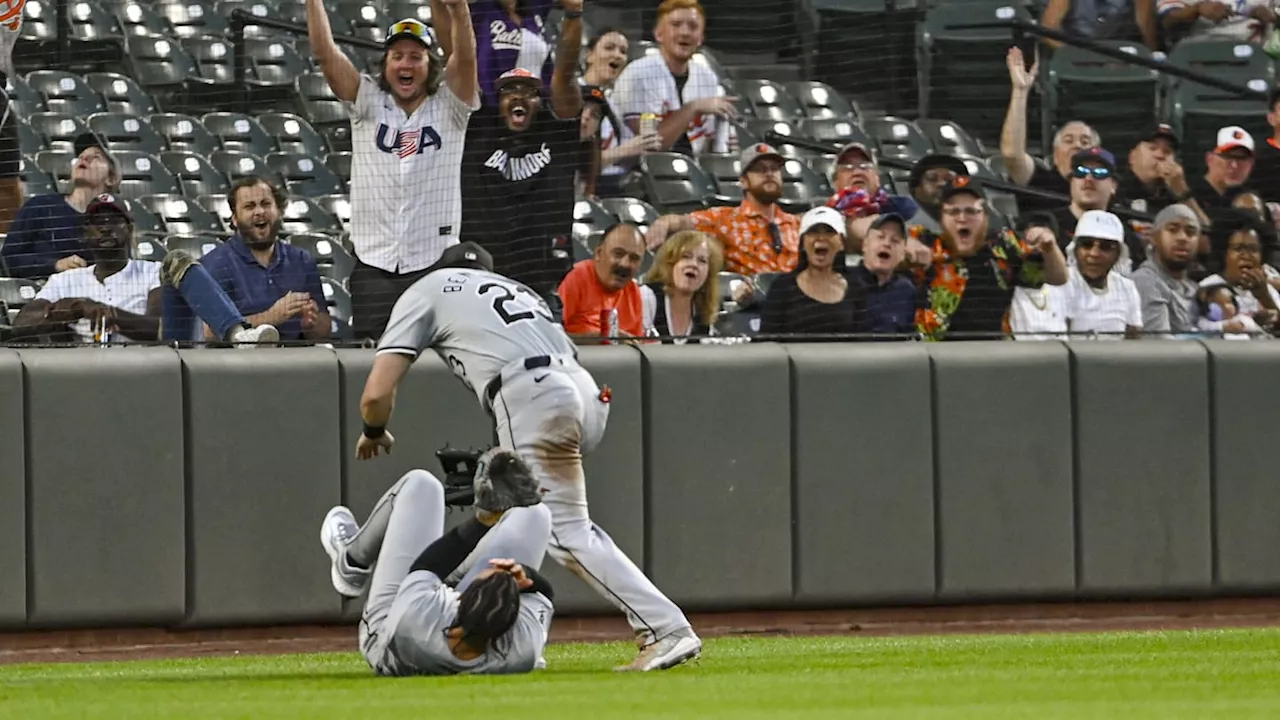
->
<box><xmin>320</xmin><ymin>506</ymin><xmax>369</xmax><ymax>598</ymax></box>
<box><xmin>230</xmin><ymin>324</ymin><xmax>279</xmax><ymax>348</ymax></box>
<box><xmin>534</xmin><ymin>656</ymin><xmax>548</xmax><ymax>670</ymax></box>
<box><xmin>614</xmin><ymin>629</ymin><xmax>702</xmax><ymax>672</ymax></box>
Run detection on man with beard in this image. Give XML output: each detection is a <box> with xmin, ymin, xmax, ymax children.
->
<box><xmin>1057</xmin><ymin>210</ymin><xmax>1143</xmax><ymax>339</ymax></box>
<box><xmin>906</xmin><ymin>154</ymin><xmax>969</xmax><ymax>234</ymax></box>
<box><xmin>157</xmin><ymin>177</ymin><xmax>329</xmax><ymax>344</ymax></box>
<box><xmin>307</xmin><ymin>0</ymin><xmax>480</xmax><ymax>341</ymax></box>
<box><xmin>913</xmin><ymin>177</ymin><xmax>1069</xmax><ymax>341</ymax></box>
<box><xmin>13</xmin><ymin>193</ymin><xmax>163</xmax><ymax>343</ymax></box>
<box><xmin>558</xmin><ymin>223</ymin><xmax>646</xmax><ymax>339</ymax></box>
<box><xmin>1051</xmin><ymin>147</ymin><xmax>1146</xmax><ymax>271</ymax></box>
<box><xmin>2</xmin><ymin>134</ymin><xmax>120</xmax><ymax>279</ymax></box>
<box><xmin>1131</xmin><ymin>203</ymin><xmax>1203</xmax><ymax>334</ymax></box>
<box><xmin>644</xmin><ymin>143</ymin><xmax>800</xmax><ymax>275</ymax></box>
<box><xmin>458</xmin><ymin>0</ymin><xmax>585</xmax><ymax>298</ymax></box>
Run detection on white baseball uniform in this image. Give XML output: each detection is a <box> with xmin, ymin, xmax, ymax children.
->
<box><xmin>612</xmin><ymin>53</ymin><xmax>734</xmax><ymax>156</ymax></box>
<box><xmin>377</xmin><ymin>267</ymin><xmax>693</xmax><ymax>646</ymax></box>
<box><xmin>355</xmin><ymin>469</ymin><xmax>554</xmax><ymax>676</ymax></box>
<box><xmin>346</xmin><ymin>75</ymin><xmax>478</xmax><ymax>273</ymax></box>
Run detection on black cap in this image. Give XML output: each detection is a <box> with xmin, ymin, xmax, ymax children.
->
<box><xmin>85</xmin><ymin>192</ymin><xmax>132</xmax><ymax>223</ymax></box>
<box><xmin>1069</xmin><ymin>147</ymin><xmax>1117</xmax><ymax>173</ymax></box>
<box><xmin>908</xmin><ymin>154</ymin><xmax>969</xmax><ymax>191</ymax></box>
<box><xmin>428</xmin><ymin>242</ymin><xmax>494</xmax><ymax>274</ymax></box>
<box><xmin>938</xmin><ymin>175</ymin><xmax>984</xmax><ymax>204</ymax></box>
<box><xmin>869</xmin><ymin>212</ymin><xmax>907</xmax><ymax>233</ymax></box>
<box><xmin>1143</xmin><ymin>123</ymin><xmax>1180</xmax><ymax>150</ymax></box>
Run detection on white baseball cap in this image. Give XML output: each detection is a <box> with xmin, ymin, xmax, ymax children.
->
<box><xmin>800</xmin><ymin>206</ymin><xmax>847</xmax><ymax>238</ymax></box>
<box><xmin>1215</xmin><ymin>126</ymin><xmax>1255</xmax><ymax>154</ymax></box>
<box><xmin>1074</xmin><ymin>210</ymin><xmax>1124</xmax><ymax>242</ymax></box>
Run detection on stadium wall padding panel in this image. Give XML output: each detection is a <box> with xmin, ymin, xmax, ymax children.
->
<box><xmin>641</xmin><ymin>343</ymin><xmax>793</xmax><ymax>610</ymax></box>
<box><xmin>21</xmin><ymin>349</ymin><xmax>186</xmax><ymax>627</ymax></box>
<box><xmin>787</xmin><ymin>343</ymin><xmax>936</xmax><ymax>605</ymax></box>
<box><xmin>1071</xmin><ymin>342</ymin><xmax>1213</xmax><ymax>596</ymax></box>
<box><xmin>1203</xmin><ymin>341</ymin><xmax>1280</xmax><ymax>590</ymax></box>
<box><xmin>535</xmin><ymin>345</ymin><xmax>648</xmax><ymax>616</ymax></box>
<box><xmin>181</xmin><ymin>349</ymin><xmax>343</xmax><ymax>626</ymax></box>
<box><xmin>929</xmin><ymin>342</ymin><xmax>1076</xmax><ymax>599</ymax></box>
<box><xmin>0</xmin><ymin>350</ymin><xmax>25</xmax><ymax>626</ymax></box>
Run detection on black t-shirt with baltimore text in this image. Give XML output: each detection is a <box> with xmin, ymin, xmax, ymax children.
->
<box><xmin>460</xmin><ymin>104</ymin><xmax>581</xmax><ymax>295</ymax></box>
<box><xmin>1116</xmin><ymin>171</ymin><xmax>1179</xmax><ymax>217</ymax></box>
<box><xmin>1250</xmin><ymin>137</ymin><xmax>1280</xmax><ymax>203</ymax></box>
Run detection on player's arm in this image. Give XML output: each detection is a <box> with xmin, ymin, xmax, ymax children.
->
<box><xmin>358</xmin><ymin>290</ymin><xmax>439</xmax><ymax>459</ymax></box>
<box><xmin>306</xmin><ymin>0</ymin><xmax>361</xmax><ymax>102</ymax></box>
<box><xmin>359</xmin><ymin>352</ymin><xmax>412</xmax><ymax>439</ymax></box>
<box><xmin>549</xmin><ymin>0</ymin><xmax>584</xmax><ymax>120</ymax></box>
<box><xmin>518</xmin><ymin>564</ymin><xmax>554</xmax><ymax>599</ymax></box>
<box><xmin>439</xmin><ymin>0</ymin><xmax>480</xmax><ymax>108</ymax></box>
<box><xmin>408</xmin><ymin>514</ymin><xmax>495</xmax><ymax>578</ymax></box>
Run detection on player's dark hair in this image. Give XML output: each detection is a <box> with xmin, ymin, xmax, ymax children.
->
<box><xmin>228</xmin><ymin>176</ymin><xmax>287</xmax><ymax>216</ymax></box>
<box><xmin>455</xmin><ymin>572</ymin><xmax>521</xmax><ymax>655</ymax></box>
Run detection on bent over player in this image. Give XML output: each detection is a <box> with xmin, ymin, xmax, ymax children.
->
<box><xmin>320</xmin><ymin>449</ymin><xmax>555</xmax><ymax>675</ymax></box>
<box><xmin>355</xmin><ymin>241</ymin><xmax>703</xmax><ymax>672</ymax></box>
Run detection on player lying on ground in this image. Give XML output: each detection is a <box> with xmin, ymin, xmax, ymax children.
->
<box><xmin>320</xmin><ymin>449</ymin><xmax>554</xmax><ymax>676</ymax></box>
<box><xmin>354</xmin><ymin>241</ymin><xmax>702</xmax><ymax>672</ymax></box>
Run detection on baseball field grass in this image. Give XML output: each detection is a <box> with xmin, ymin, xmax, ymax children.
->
<box><xmin>1</xmin><ymin>629</ymin><xmax>1278</xmax><ymax>719</ymax></box>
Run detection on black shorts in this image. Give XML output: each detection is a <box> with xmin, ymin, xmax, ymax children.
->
<box><xmin>0</xmin><ymin>72</ymin><xmax>20</xmax><ymax>179</ymax></box>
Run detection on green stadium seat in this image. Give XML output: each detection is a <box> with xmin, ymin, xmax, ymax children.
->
<box><xmin>1044</xmin><ymin>41</ymin><xmax>1159</xmax><ymax>160</ymax></box>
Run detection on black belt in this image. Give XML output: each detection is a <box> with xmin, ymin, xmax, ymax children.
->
<box><xmin>485</xmin><ymin>356</ymin><xmax>553</xmax><ymax>405</ymax></box>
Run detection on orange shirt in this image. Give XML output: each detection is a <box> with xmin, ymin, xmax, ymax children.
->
<box><xmin>689</xmin><ymin>199</ymin><xmax>801</xmax><ymax>275</ymax></box>
<box><xmin>557</xmin><ymin>259</ymin><xmax>645</xmax><ymax>337</ymax></box>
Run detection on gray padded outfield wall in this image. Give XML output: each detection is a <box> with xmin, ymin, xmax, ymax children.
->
<box><xmin>2</xmin><ymin>341</ymin><xmax>1277</xmax><ymax>630</ymax></box>
<box><xmin>0</xmin><ymin>350</ymin><xmax>25</xmax><ymax>626</ymax></box>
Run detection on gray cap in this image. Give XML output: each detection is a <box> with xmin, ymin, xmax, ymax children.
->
<box><xmin>1153</xmin><ymin>204</ymin><xmax>1201</xmax><ymax>234</ymax></box>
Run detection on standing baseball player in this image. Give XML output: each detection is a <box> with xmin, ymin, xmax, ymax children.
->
<box><xmin>306</xmin><ymin>0</ymin><xmax>480</xmax><ymax>341</ymax></box>
<box><xmin>353</xmin><ymin>241</ymin><xmax>703</xmax><ymax>672</ymax></box>
<box><xmin>320</xmin><ymin>450</ymin><xmax>556</xmax><ymax>676</ymax></box>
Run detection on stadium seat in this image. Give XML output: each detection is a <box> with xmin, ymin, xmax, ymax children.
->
<box><xmin>779</xmin><ymin>157</ymin><xmax>830</xmax><ymax>213</ymax></box>
<box><xmin>25</xmin><ymin>70</ymin><xmax>106</xmax><ymax>117</ymax></box>
<box><xmin>1166</xmin><ymin>40</ymin><xmax>1277</xmax><ymax>86</ymax></box>
<box><xmin>202</xmin><ymin>112</ymin><xmax>276</xmax><ymax>157</ymax></box>
<box><xmin>141</xmin><ymin>194</ymin><xmax>227</xmax><ymax>235</ymax></box>
<box><xmin>697</xmin><ymin>153</ymin><xmax>745</xmax><ymax>204</ymax></box>
<box><xmin>244</xmin><ymin>38</ymin><xmax>309</xmax><ymax>90</ymax></box>
<box><xmin>209</xmin><ymin>149</ymin><xmax>281</xmax><ymax>186</ymax></box>
<box><xmin>128</xmin><ymin>199</ymin><xmax>169</xmax><ymax>237</ymax></box>
<box><xmin>313</xmin><ymin>194</ymin><xmax>351</xmax><ymax>229</ymax></box>
<box><xmin>736</xmin><ymin>79</ymin><xmax>806</xmax><ymax>123</ymax></box>
<box><xmin>295</xmin><ymin>72</ymin><xmax>352</xmax><ymax>151</ymax></box>
<box><xmin>17</xmin><ymin>0</ymin><xmax>55</xmax><ymax>42</ymax></box>
<box><xmin>1170</xmin><ymin>83</ymin><xmax>1270</xmax><ymax>182</ymax></box>
<box><xmin>324</xmin><ymin>151</ymin><xmax>352</xmax><ymax>184</ymax></box>
<box><xmin>183</xmin><ymin>36</ymin><xmax>239</xmax><ymax>98</ymax></box>
<box><xmin>258</xmin><ymin>113</ymin><xmax>329</xmax><ymax>157</ymax></box>
<box><xmin>20</xmin><ymin>160</ymin><xmax>57</xmax><ymax>197</ymax></box>
<box><xmin>6</xmin><ymin>73</ymin><xmax>45</xmax><ymax>116</ymax></box>
<box><xmin>115</xmin><ymin>0</ymin><xmax>174</xmax><ymax>38</ymax></box>
<box><xmin>87</xmin><ymin>112</ymin><xmax>169</xmax><ymax>154</ymax></box>
<box><xmin>599</xmin><ymin>196</ymin><xmax>660</xmax><ymax>229</ymax></box>
<box><xmin>805</xmin><ymin>118</ymin><xmax>876</xmax><ymax>150</ymax></box>
<box><xmin>715</xmin><ymin>309</ymin><xmax>760</xmax><ymax>336</ymax></box>
<box><xmin>16</xmin><ymin>120</ymin><xmax>46</xmax><ymax>157</ymax></box>
<box><xmin>265</xmin><ymin>152</ymin><xmax>345</xmax><ymax>197</ymax></box>
<box><xmin>1045</xmin><ymin>41</ymin><xmax>1159</xmax><ymax>161</ymax></box>
<box><xmin>386</xmin><ymin>0</ymin><xmax>433</xmax><ymax>24</ymax></box>
<box><xmin>289</xmin><ymin>232</ymin><xmax>356</xmax><ymax>280</ymax></box>
<box><xmin>572</xmin><ymin>196</ymin><xmax>617</xmax><ymax>235</ymax></box>
<box><xmin>917</xmin><ymin>118</ymin><xmax>986</xmax><ymax>159</ymax></box>
<box><xmin>65</xmin><ymin>0</ymin><xmax>126</xmax><ymax>60</ymax></box>
<box><xmin>753</xmin><ymin>271</ymin><xmax>784</xmax><ymax>296</ymax></box>
<box><xmin>133</xmin><ymin>235</ymin><xmax>166</xmax><ymax>262</ymax></box>
<box><xmin>34</xmin><ymin>150</ymin><xmax>76</xmax><ymax>192</ymax></box>
<box><xmin>215</xmin><ymin>0</ymin><xmax>290</xmax><ymax>38</ymax></box>
<box><xmin>113</xmin><ymin>151</ymin><xmax>184</xmax><ymax>200</ymax></box>
<box><xmin>333</xmin><ymin>1</ymin><xmax>391</xmax><ymax>43</ymax></box>
<box><xmin>126</xmin><ymin>35</ymin><xmax>201</xmax><ymax>93</ymax></box>
<box><xmin>0</xmin><ymin>278</ymin><xmax>41</xmax><ymax>309</ymax></box>
<box><xmin>149</xmin><ymin>112</ymin><xmax>222</xmax><ymax>155</ymax></box>
<box><xmin>154</xmin><ymin>0</ymin><xmax>230</xmax><ymax>38</ymax></box>
<box><xmin>321</xmin><ymin>275</ymin><xmax>354</xmax><ymax>325</ymax></box>
<box><xmin>195</xmin><ymin>193</ymin><xmax>234</xmax><ymax>228</ymax></box>
<box><xmin>161</xmin><ymin>150</ymin><xmax>233</xmax><ymax>197</ymax></box>
<box><xmin>164</xmin><ymin>233</ymin><xmax>225</xmax><ymax>259</ymax></box>
<box><xmin>862</xmin><ymin>116</ymin><xmax>934</xmax><ymax>164</ymax></box>
<box><xmin>281</xmin><ymin>196</ymin><xmax>344</xmax><ymax>235</ymax></box>
<box><xmin>85</xmin><ymin>72</ymin><xmax>159</xmax><ymax>115</ymax></box>
<box><xmin>786</xmin><ymin>81</ymin><xmax>860</xmax><ymax>122</ymax></box>
<box><xmin>629</xmin><ymin>152</ymin><xmax>722</xmax><ymax>213</ymax></box>
<box><xmin>25</xmin><ymin>113</ymin><xmax>90</xmax><ymax>153</ymax></box>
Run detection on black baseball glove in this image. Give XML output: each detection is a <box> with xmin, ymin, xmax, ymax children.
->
<box><xmin>472</xmin><ymin>448</ymin><xmax>543</xmax><ymax>513</ymax></box>
<box><xmin>436</xmin><ymin>445</ymin><xmax>485</xmax><ymax>507</ymax></box>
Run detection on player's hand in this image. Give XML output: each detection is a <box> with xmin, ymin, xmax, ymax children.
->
<box><xmin>1006</xmin><ymin>47</ymin><xmax>1038</xmax><ymax>92</ymax></box>
<box><xmin>1024</xmin><ymin>226</ymin><xmax>1058</xmax><ymax>253</ymax></box>
<box><xmin>1199</xmin><ymin>1</ymin><xmax>1232</xmax><ymax>21</ymax></box>
<box><xmin>356</xmin><ymin>430</ymin><xmax>395</xmax><ymax>460</ymax></box>
<box><xmin>54</xmin><ymin>255</ymin><xmax>88</xmax><ymax>272</ymax></box>
<box><xmin>489</xmin><ymin>558</ymin><xmax>532</xmax><ymax>590</ymax></box>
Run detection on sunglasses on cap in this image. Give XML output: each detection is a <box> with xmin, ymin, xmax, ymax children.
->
<box><xmin>388</xmin><ymin>19</ymin><xmax>432</xmax><ymax>44</ymax></box>
<box><xmin>1072</xmin><ymin>165</ymin><xmax>1112</xmax><ymax>180</ymax></box>
<box><xmin>1075</xmin><ymin>238</ymin><xmax>1120</xmax><ymax>252</ymax></box>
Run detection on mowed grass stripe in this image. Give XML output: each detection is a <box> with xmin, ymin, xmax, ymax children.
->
<box><xmin>0</xmin><ymin>630</ymin><xmax>1276</xmax><ymax>719</ymax></box>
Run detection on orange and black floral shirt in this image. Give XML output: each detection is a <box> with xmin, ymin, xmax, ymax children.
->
<box><xmin>912</xmin><ymin>227</ymin><xmax>1047</xmax><ymax>341</ymax></box>
<box><xmin>688</xmin><ymin>200</ymin><xmax>801</xmax><ymax>276</ymax></box>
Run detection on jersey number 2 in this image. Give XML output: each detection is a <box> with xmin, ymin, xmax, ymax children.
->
<box><xmin>479</xmin><ymin>282</ymin><xmax>554</xmax><ymax>325</ymax></box>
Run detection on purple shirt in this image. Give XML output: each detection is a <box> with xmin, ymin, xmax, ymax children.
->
<box><xmin>471</xmin><ymin>0</ymin><xmax>554</xmax><ymax>107</ymax></box>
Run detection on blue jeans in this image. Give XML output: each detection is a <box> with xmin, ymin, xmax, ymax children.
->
<box><xmin>161</xmin><ymin>263</ymin><xmax>247</xmax><ymax>343</ymax></box>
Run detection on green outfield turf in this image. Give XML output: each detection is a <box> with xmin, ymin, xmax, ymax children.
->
<box><xmin>1</xmin><ymin>629</ymin><xmax>1277</xmax><ymax>719</ymax></box>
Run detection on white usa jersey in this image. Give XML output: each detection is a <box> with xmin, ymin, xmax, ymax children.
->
<box><xmin>612</xmin><ymin>53</ymin><xmax>734</xmax><ymax>156</ymax></box>
<box><xmin>347</xmin><ymin>75</ymin><xmax>479</xmax><ymax>274</ymax></box>
<box><xmin>376</xmin><ymin>268</ymin><xmax>579</xmax><ymax>405</ymax></box>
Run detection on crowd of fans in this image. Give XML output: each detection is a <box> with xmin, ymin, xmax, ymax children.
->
<box><xmin>2</xmin><ymin>0</ymin><xmax>1280</xmax><ymax>346</ymax></box>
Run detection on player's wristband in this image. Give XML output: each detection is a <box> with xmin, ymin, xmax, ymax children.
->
<box><xmin>362</xmin><ymin>423</ymin><xmax>386</xmax><ymax>439</ymax></box>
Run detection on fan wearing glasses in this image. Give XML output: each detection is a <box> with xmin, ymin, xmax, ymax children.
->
<box><xmin>1050</xmin><ymin>147</ymin><xmax>1146</xmax><ymax>274</ymax></box>
<box><xmin>913</xmin><ymin>177</ymin><xmax>1069</xmax><ymax>341</ymax></box>
<box><xmin>827</xmin><ymin>142</ymin><xmax>932</xmax><ymax>266</ymax></box>
<box><xmin>306</xmin><ymin>0</ymin><xmax>481</xmax><ymax>340</ymax></box>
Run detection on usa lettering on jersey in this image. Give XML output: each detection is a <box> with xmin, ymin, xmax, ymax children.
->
<box><xmin>483</xmin><ymin>144</ymin><xmax>554</xmax><ymax>182</ymax></box>
<box><xmin>376</xmin><ymin>124</ymin><xmax>444</xmax><ymax>157</ymax></box>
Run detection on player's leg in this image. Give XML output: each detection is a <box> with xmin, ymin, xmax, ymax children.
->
<box><xmin>158</xmin><ymin>250</ymin><xmax>279</xmax><ymax>345</ymax></box>
<box><xmin>318</xmin><ymin>469</ymin><xmax>447</xmax><ymax>668</ymax></box>
<box><xmin>492</xmin><ymin>367</ymin><xmax>700</xmax><ymax>671</ymax></box>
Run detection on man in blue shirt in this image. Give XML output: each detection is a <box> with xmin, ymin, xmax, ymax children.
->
<box><xmin>848</xmin><ymin>213</ymin><xmax>921</xmax><ymax>339</ymax></box>
<box><xmin>160</xmin><ymin>176</ymin><xmax>331</xmax><ymax>344</ymax></box>
<box><xmin>2</xmin><ymin>133</ymin><xmax>120</xmax><ymax>278</ymax></box>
